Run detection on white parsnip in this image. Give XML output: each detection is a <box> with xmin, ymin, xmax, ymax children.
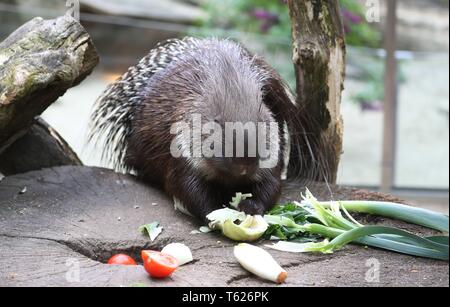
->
<box><xmin>234</xmin><ymin>243</ymin><xmax>287</xmax><ymax>284</ymax></box>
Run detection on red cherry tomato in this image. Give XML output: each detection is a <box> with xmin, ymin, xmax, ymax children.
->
<box><xmin>107</xmin><ymin>254</ymin><xmax>137</xmax><ymax>266</ymax></box>
<box><xmin>143</xmin><ymin>251</ymin><xmax>179</xmax><ymax>278</ymax></box>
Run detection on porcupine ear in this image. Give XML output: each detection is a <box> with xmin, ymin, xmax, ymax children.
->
<box><xmin>261</xmin><ymin>74</ymin><xmax>329</xmax><ymax>184</ymax></box>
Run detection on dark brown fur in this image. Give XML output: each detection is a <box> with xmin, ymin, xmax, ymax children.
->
<box><xmin>124</xmin><ymin>40</ymin><xmax>289</xmax><ymax>222</ymax></box>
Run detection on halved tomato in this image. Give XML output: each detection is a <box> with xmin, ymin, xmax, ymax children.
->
<box><xmin>143</xmin><ymin>251</ymin><xmax>179</xmax><ymax>278</ymax></box>
<box><xmin>141</xmin><ymin>250</ymin><xmax>160</xmax><ymax>263</ymax></box>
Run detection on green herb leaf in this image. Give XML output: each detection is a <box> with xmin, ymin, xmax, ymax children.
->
<box><xmin>139</xmin><ymin>221</ymin><xmax>163</xmax><ymax>241</ymax></box>
<box><xmin>267</xmin><ymin>203</ymin><xmax>310</xmax><ymax>225</ymax></box>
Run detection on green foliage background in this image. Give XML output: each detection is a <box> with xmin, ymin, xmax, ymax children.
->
<box><xmin>189</xmin><ymin>0</ymin><xmax>384</xmax><ymax>105</ymax></box>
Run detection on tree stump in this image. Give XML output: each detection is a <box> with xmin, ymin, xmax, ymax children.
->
<box><xmin>0</xmin><ymin>166</ymin><xmax>447</xmax><ymax>287</ymax></box>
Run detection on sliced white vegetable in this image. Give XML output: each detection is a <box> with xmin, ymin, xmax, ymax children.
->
<box><xmin>206</xmin><ymin>208</ymin><xmax>268</xmax><ymax>241</ymax></box>
<box><xmin>222</xmin><ymin>215</ymin><xmax>268</xmax><ymax>242</ymax></box>
<box><xmin>161</xmin><ymin>243</ymin><xmax>194</xmax><ymax>266</ymax></box>
<box><xmin>199</xmin><ymin>226</ymin><xmax>213</xmax><ymax>233</ymax></box>
<box><xmin>234</xmin><ymin>243</ymin><xmax>287</xmax><ymax>284</ymax></box>
<box><xmin>206</xmin><ymin>208</ymin><xmax>246</xmax><ymax>229</ymax></box>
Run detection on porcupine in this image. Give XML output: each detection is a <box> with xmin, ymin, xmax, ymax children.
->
<box><xmin>89</xmin><ymin>37</ymin><xmax>326</xmax><ymax>223</ymax></box>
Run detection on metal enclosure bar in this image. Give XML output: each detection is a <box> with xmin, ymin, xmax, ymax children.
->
<box><xmin>381</xmin><ymin>0</ymin><xmax>398</xmax><ymax>193</ymax></box>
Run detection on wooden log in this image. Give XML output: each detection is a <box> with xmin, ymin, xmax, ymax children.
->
<box><xmin>0</xmin><ymin>117</ymin><xmax>82</xmax><ymax>176</ymax></box>
<box><xmin>288</xmin><ymin>0</ymin><xmax>346</xmax><ymax>183</ymax></box>
<box><xmin>0</xmin><ymin>15</ymin><xmax>99</xmax><ymax>147</ymax></box>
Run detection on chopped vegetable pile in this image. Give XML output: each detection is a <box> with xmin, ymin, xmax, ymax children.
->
<box><xmin>109</xmin><ymin>190</ymin><xmax>448</xmax><ymax>286</ymax></box>
<box><xmin>207</xmin><ymin>190</ymin><xmax>449</xmax><ymax>261</ymax></box>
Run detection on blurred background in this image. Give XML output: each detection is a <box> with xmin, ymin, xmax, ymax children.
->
<box><xmin>0</xmin><ymin>0</ymin><xmax>448</xmax><ymax>212</ymax></box>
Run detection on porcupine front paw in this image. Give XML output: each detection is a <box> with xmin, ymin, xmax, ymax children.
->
<box><xmin>238</xmin><ymin>199</ymin><xmax>268</xmax><ymax>216</ymax></box>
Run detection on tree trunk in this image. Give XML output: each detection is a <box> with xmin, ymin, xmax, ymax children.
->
<box><xmin>288</xmin><ymin>0</ymin><xmax>346</xmax><ymax>184</ymax></box>
<box><xmin>0</xmin><ymin>15</ymin><xmax>99</xmax><ymax>147</ymax></box>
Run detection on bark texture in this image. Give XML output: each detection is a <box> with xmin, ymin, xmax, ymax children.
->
<box><xmin>0</xmin><ymin>15</ymin><xmax>99</xmax><ymax>147</ymax></box>
<box><xmin>288</xmin><ymin>0</ymin><xmax>346</xmax><ymax>183</ymax></box>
